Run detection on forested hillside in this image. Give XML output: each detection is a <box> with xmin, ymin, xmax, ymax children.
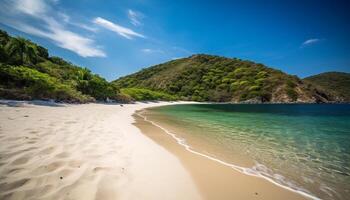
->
<box><xmin>1</xmin><ymin>29</ymin><xmax>347</xmax><ymax>103</ymax></box>
<box><xmin>304</xmin><ymin>72</ymin><xmax>350</xmax><ymax>102</ymax></box>
<box><xmin>114</xmin><ymin>54</ymin><xmax>333</xmax><ymax>103</ymax></box>
<box><xmin>0</xmin><ymin>30</ymin><xmax>128</xmax><ymax>103</ymax></box>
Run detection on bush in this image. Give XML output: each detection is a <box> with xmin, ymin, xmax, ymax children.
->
<box><xmin>120</xmin><ymin>88</ymin><xmax>177</xmax><ymax>101</ymax></box>
<box><xmin>77</xmin><ymin>75</ymin><xmax>118</xmax><ymax>100</ymax></box>
<box><xmin>0</xmin><ymin>65</ymin><xmax>92</xmax><ymax>102</ymax></box>
<box><xmin>115</xmin><ymin>93</ymin><xmax>134</xmax><ymax>103</ymax></box>
<box><xmin>286</xmin><ymin>87</ymin><xmax>298</xmax><ymax>101</ymax></box>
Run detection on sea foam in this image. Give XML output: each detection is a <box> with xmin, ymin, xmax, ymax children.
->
<box><xmin>137</xmin><ymin>110</ymin><xmax>322</xmax><ymax>200</ymax></box>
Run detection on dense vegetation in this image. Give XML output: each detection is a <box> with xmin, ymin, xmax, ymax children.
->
<box><xmin>120</xmin><ymin>88</ymin><xmax>177</xmax><ymax>101</ymax></box>
<box><xmin>1</xmin><ymin>29</ymin><xmax>347</xmax><ymax>103</ymax></box>
<box><xmin>0</xmin><ymin>30</ymin><xmax>124</xmax><ymax>103</ymax></box>
<box><xmin>304</xmin><ymin>72</ymin><xmax>350</xmax><ymax>101</ymax></box>
<box><xmin>114</xmin><ymin>54</ymin><xmax>332</xmax><ymax>103</ymax></box>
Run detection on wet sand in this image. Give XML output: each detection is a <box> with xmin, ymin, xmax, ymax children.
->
<box><xmin>134</xmin><ymin>111</ymin><xmax>308</xmax><ymax>200</ymax></box>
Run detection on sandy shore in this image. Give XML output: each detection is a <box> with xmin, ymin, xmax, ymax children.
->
<box><xmin>0</xmin><ymin>100</ymin><xmax>310</xmax><ymax>200</ymax></box>
<box><xmin>135</xmin><ymin>109</ymin><xmax>309</xmax><ymax>200</ymax></box>
<box><xmin>0</xmin><ymin>101</ymin><xmax>201</xmax><ymax>200</ymax></box>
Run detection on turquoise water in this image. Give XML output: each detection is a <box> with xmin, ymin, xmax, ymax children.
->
<box><xmin>147</xmin><ymin>104</ymin><xmax>350</xmax><ymax>200</ymax></box>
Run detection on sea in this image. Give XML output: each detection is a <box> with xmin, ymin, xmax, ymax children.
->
<box><xmin>143</xmin><ymin>104</ymin><xmax>350</xmax><ymax>200</ymax></box>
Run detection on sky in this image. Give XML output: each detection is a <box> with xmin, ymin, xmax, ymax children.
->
<box><xmin>0</xmin><ymin>0</ymin><xmax>349</xmax><ymax>81</ymax></box>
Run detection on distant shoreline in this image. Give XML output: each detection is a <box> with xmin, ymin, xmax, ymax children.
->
<box><xmin>0</xmin><ymin>99</ymin><xmax>348</xmax><ymax>107</ymax></box>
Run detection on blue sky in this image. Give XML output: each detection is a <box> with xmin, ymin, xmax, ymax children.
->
<box><xmin>0</xmin><ymin>0</ymin><xmax>349</xmax><ymax>80</ymax></box>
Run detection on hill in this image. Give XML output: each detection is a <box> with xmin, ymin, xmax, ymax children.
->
<box><xmin>304</xmin><ymin>72</ymin><xmax>350</xmax><ymax>102</ymax></box>
<box><xmin>114</xmin><ymin>54</ymin><xmax>332</xmax><ymax>103</ymax></box>
<box><xmin>0</xmin><ymin>30</ymin><xmax>129</xmax><ymax>103</ymax></box>
<box><xmin>2</xmin><ymin>29</ymin><xmax>346</xmax><ymax>104</ymax></box>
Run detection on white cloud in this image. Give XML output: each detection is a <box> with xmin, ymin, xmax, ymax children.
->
<box><xmin>141</xmin><ymin>48</ymin><xmax>152</xmax><ymax>53</ymax></box>
<box><xmin>301</xmin><ymin>38</ymin><xmax>321</xmax><ymax>47</ymax></box>
<box><xmin>4</xmin><ymin>18</ymin><xmax>106</xmax><ymax>57</ymax></box>
<box><xmin>93</xmin><ymin>17</ymin><xmax>145</xmax><ymax>39</ymax></box>
<box><xmin>14</xmin><ymin>0</ymin><xmax>48</xmax><ymax>17</ymax></box>
<box><xmin>141</xmin><ymin>48</ymin><xmax>164</xmax><ymax>54</ymax></box>
<box><xmin>72</xmin><ymin>22</ymin><xmax>98</xmax><ymax>32</ymax></box>
<box><xmin>128</xmin><ymin>9</ymin><xmax>143</xmax><ymax>26</ymax></box>
<box><xmin>0</xmin><ymin>0</ymin><xmax>105</xmax><ymax>57</ymax></box>
<box><xmin>44</xmin><ymin>18</ymin><xmax>105</xmax><ymax>57</ymax></box>
<box><xmin>59</xmin><ymin>12</ymin><xmax>70</xmax><ymax>23</ymax></box>
<box><xmin>59</xmin><ymin>13</ymin><xmax>98</xmax><ymax>32</ymax></box>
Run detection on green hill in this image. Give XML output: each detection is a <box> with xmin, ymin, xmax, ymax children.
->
<box><xmin>304</xmin><ymin>72</ymin><xmax>350</xmax><ymax>102</ymax></box>
<box><xmin>114</xmin><ymin>54</ymin><xmax>332</xmax><ymax>103</ymax></box>
<box><xmin>0</xmin><ymin>30</ymin><xmax>129</xmax><ymax>103</ymax></box>
<box><xmin>2</xmin><ymin>29</ymin><xmax>347</xmax><ymax>103</ymax></box>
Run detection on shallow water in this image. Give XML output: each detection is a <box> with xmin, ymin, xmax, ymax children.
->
<box><xmin>147</xmin><ymin>104</ymin><xmax>350</xmax><ymax>200</ymax></box>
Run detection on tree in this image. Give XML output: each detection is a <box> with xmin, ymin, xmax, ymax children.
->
<box><xmin>4</xmin><ymin>38</ymin><xmax>37</xmax><ymax>65</ymax></box>
<box><xmin>0</xmin><ymin>30</ymin><xmax>10</xmax><ymax>46</ymax></box>
<box><xmin>36</xmin><ymin>46</ymin><xmax>49</xmax><ymax>59</ymax></box>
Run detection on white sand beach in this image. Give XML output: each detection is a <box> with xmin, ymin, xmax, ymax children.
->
<box><xmin>0</xmin><ymin>101</ymin><xmax>201</xmax><ymax>200</ymax></box>
<box><xmin>0</xmin><ymin>101</ymin><xmax>310</xmax><ymax>200</ymax></box>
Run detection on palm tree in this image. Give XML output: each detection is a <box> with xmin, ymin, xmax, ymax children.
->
<box><xmin>0</xmin><ymin>30</ymin><xmax>10</xmax><ymax>46</ymax></box>
<box><xmin>4</xmin><ymin>37</ymin><xmax>37</xmax><ymax>65</ymax></box>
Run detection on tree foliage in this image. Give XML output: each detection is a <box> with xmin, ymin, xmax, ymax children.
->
<box><xmin>0</xmin><ymin>29</ymin><xmax>123</xmax><ymax>103</ymax></box>
<box><xmin>114</xmin><ymin>54</ymin><xmax>313</xmax><ymax>102</ymax></box>
<box><xmin>304</xmin><ymin>72</ymin><xmax>350</xmax><ymax>101</ymax></box>
<box><xmin>120</xmin><ymin>88</ymin><xmax>177</xmax><ymax>101</ymax></box>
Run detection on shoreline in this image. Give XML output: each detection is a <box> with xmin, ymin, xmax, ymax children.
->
<box><xmin>0</xmin><ymin>100</ymin><xmax>325</xmax><ymax>200</ymax></box>
<box><xmin>0</xmin><ymin>101</ymin><xmax>201</xmax><ymax>200</ymax></box>
<box><xmin>134</xmin><ymin>107</ymin><xmax>318</xmax><ymax>200</ymax></box>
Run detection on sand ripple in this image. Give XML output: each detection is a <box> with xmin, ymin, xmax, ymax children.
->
<box><xmin>0</xmin><ymin>102</ymin><xmax>201</xmax><ymax>200</ymax></box>
<box><xmin>0</xmin><ymin>105</ymin><xmax>130</xmax><ymax>200</ymax></box>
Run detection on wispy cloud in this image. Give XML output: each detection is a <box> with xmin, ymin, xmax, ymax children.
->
<box><xmin>71</xmin><ymin>22</ymin><xmax>98</xmax><ymax>33</ymax></box>
<box><xmin>59</xmin><ymin>13</ymin><xmax>98</xmax><ymax>32</ymax></box>
<box><xmin>93</xmin><ymin>17</ymin><xmax>145</xmax><ymax>39</ymax></box>
<box><xmin>141</xmin><ymin>48</ymin><xmax>164</xmax><ymax>53</ymax></box>
<box><xmin>43</xmin><ymin>19</ymin><xmax>105</xmax><ymax>57</ymax></box>
<box><xmin>11</xmin><ymin>20</ymin><xmax>105</xmax><ymax>57</ymax></box>
<box><xmin>0</xmin><ymin>0</ymin><xmax>105</xmax><ymax>57</ymax></box>
<box><xmin>127</xmin><ymin>9</ymin><xmax>143</xmax><ymax>26</ymax></box>
<box><xmin>141</xmin><ymin>48</ymin><xmax>152</xmax><ymax>53</ymax></box>
<box><xmin>301</xmin><ymin>38</ymin><xmax>322</xmax><ymax>47</ymax></box>
<box><xmin>14</xmin><ymin>0</ymin><xmax>48</xmax><ymax>17</ymax></box>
